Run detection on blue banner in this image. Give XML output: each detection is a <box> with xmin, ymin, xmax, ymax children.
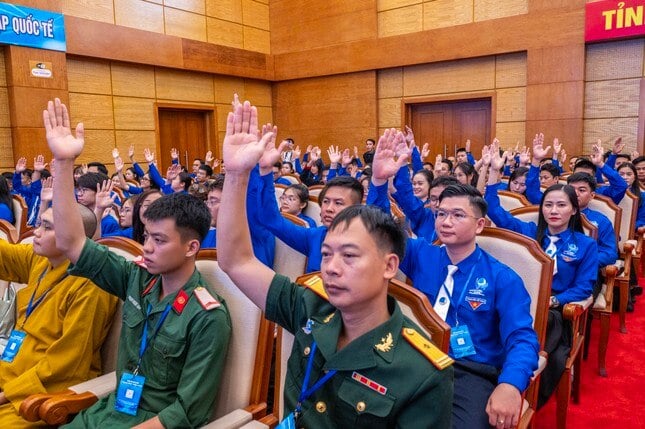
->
<box><xmin>0</xmin><ymin>2</ymin><xmax>65</xmax><ymax>52</ymax></box>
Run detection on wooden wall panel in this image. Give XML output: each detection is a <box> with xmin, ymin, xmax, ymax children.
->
<box><xmin>0</xmin><ymin>128</ymin><xmax>13</xmax><ymax>170</ymax></box>
<box><xmin>584</xmin><ymin>118</ymin><xmax>639</xmax><ymax>154</ymax></box>
<box><xmin>214</xmin><ymin>76</ymin><xmax>246</xmax><ymax>103</ymax></box>
<box><xmin>8</xmin><ymin>87</ymin><xmax>68</xmax><ymax>128</ymax></box>
<box><xmin>379</xmin><ymin>98</ymin><xmax>403</xmax><ymax>128</ymax></box>
<box><xmin>526</xmin><ymin>119</ymin><xmax>582</xmax><ymax>153</ymax></box>
<box><xmin>495</xmin><ymin>122</ymin><xmax>526</xmax><ymax>147</ymax></box>
<box><xmin>113</xmin><ymin>97</ymin><xmax>156</xmax><ymax>130</ymax></box>
<box><xmin>5</xmin><ymin>47</ymin><xmax>67</xmax><ymax>90</ymax></box>
<box><xmin>242</xmin><ymin>0</ymin><xmax>270</xmax><ymax>30</ymax></box>
<box><xmin>584</xmin><ymin>79</ymin><xmax>640</xmax><ymax>119</ymax></box>
<box><xmin>495</xmin><ymin>52</ymin><xmax>527</xmax><ymax>88</ymax></box>
<box><xmin>256</xmin><ymin>106</ymin><xmax>274</xmax><ymax>124</ymax></box>
<box><xmin>63</xmin><ymin>0</ymin><xmax>115</xmax><ymax>24</ymax></box>
<box><xmin>404</xmin><ymin>57</ymin><xmax>495</xmax><ymax>96</ymax></box>
<box><xmin>0</xmin><ymin>88</ymin><xmax>10</xmax><ymax>128</ymax></box>
<box><xmin>422</xmin><ymin>0</ymin><xmax>473</xmax><ymax>31</ymax></box>
<box><xmin>269</xmin><ymin>0</ymin><xmax>377</xmax><ymax>55</ymax></box>
<box><xmin>68</xmin><ymin>93</ymin><xmax>114</xmax><ymax>129</ymax></box>
<box><xmin>67</xmin><ymin>58</ymin><xmax>112</xmax><ymax>95</ymax></box>
<box><xmin>527</xmin><ymin>44</ymin><xmax>584</xmax><ymax>84</ymax></box>
<box><xmin>474</xmin><ymin>0</ymin><xmax>527</xmax><ymax>22</ymax></box>
<box><xmin>207</xmin><ymin>18</ymin><xmax>245</xmax><ymax>48</ymax></box>
<box><xmin>378</xmin><ymin>5</ymin><xmax>423</xmax><ymax>38</ymax></box>
<box><xmin>378</xmin><ymin>68</ymin><xmax>403</xmax><ymax>98</ymax></box>
<box><xmin>273</xmin><ymin>71</ymin><xmax>377</xmax><ymax>153</ymax></box>
<box><xmin>496</xmin><ymin>87</ymin><xmax>526</xmax><ymax>122</ymax></box>
<box><xmin>114</xmin><ymin>0</ymin><xmax>165</xmax><ymax>33</ymax></box>
<box><xmin>378</xmin><ymin>0</ymin><xmax>420</xmax><ymax>11</ymax></box>
<box><xmin>165</xmin><ymin>0</ymin><xmax>206</xmax><ymax>14</ymax></box>
<box><xmin>10</xmin><ymin>128</ymin><xmax>47</xmax><ymax>164</ymax></box>
<box><xmin>111</xmin><ymin>63</ymin><xmax>156</xmax><ymax>98</ymax></box>
<box><xmin>526</xmin><ymin>81</ymin><xmax>583</xmax><ymax>120</ymax></box>
<box><xmin>0</xmin><ymin>53</ymin><xmax>6</xmax><ymax>87</ymax></box>
<box><xmin>115</xmin><ymin>130</ymin><xmax>157</xmax><ymax>155</ymax></box>
<box><xmin>78</xmin><ymin>129</ymin><xmax>116</xmax><ymax>164</ymax></box>
<box><xmin>206</xmin><ymin>0</ymin><xmax>243</xmax><ymax>22</ymax></box>
<box><xmin>243</xmin><ymin>27</ymin><xmax>271</xmax><ymax>54</ymax></box>
<box><xmin>244</xmin><ymin>80</ymin><xmax>272</xmax><ymax>106</ymax></box>
<box><xmin>586</xmin><ymin>39</ymin><xmax>644</xmax><ymax>81</ymax></box>
<box><xmin>155</xmin><ymin>70</ymin><xmax>214</xmax><ymax>103</ymax></box>
<box><xmin>165</xmin><ymin>8</ymin><xmax>207</xmax><ymax>42</ymax></box>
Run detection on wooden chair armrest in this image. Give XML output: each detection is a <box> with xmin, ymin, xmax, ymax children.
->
<box><xmin>19</xmin><ymin>390</ymin><xmax>74</xmax><ymax>422</ymax></box>
<box><xmin>257</xmin><ymin>414</ymin><xmax>279</xmax><ymax>429</ymax></box>
<box><xmin>244</xmin><ymin>402</ymin><xmax>267</xmax><ymax>420</ymax></box>
<box><xmin>563</xmin><ymin>299</ymin><xmax>591</xmax><ymax>320</ymax></box>
<box><xmin>39</xmin><ymin>391</ymin><xmax>100</xmax><ymax>426</ymax></box>
<box><xmin>602</xmin><ymin>265</ymin><xmax>619</xmax><ymax>305</ymax></box>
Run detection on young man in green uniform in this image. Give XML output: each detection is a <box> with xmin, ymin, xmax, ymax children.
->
<box><xmin>44</xmin><ymin>98</ymin><xmax>232</xmax><ymax>429</ymax></box>
<box><xmin>218</xmin><ymin>97</ymin><xmax>453</xmax><ymax>428</ymax></box>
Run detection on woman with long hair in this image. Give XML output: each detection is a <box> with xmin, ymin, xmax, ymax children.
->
<box><xmin>279</xmin><ymin>183</ymin><xmax>316</xmax><ymax>227</ymax></box>
<box><xmin>0</xmin><ymin>175</ymin><xmax>15</xmax><ymax>224</ymax></box>
<box><xmin>507</xmin><ymin>166</ymin><xmax>529</xmax><ymax>195</ymax></box>
<box><xmin>131</xmin><ymin>189</ymin><xmax>163</xmax><ymax>244</ymax></box>
<box><xmin>411</xmin><ymin>169</ymin><xmax>434</xmax><ymax>206</ymax></box>
<box><xmin>454</xmin><ymin>162</ymin><xmax>478</xmax><ymax>187</ymax></box>
<box><xmin>617</xmin><ymin>162</ymin><xmax>644</xmax><ymax>228</ymax></box>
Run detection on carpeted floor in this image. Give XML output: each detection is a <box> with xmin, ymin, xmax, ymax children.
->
<box><xmin>534</xmin><ymin>281</ymin><xmax>645</xmax><ymax>429</ymax></box>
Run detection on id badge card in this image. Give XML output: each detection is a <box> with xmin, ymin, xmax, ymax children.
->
<box><xmin>115</xmin><ymin>372</ymin><xmax>146</xmax><ymax>416</ymax></box>
<box><xmin>450</xmin><ymin>325</ymin><xmax>476</xmax><ymax>359</ymax></box>
<box><xmin>276</xmin><ymin>412</ymin><xmax>296</xmax><ymax>429</ymax></box>
<box><xmin>1</xmin><ymin>330</ymin><xmax>26</xmax><ymax>362</ymax></box>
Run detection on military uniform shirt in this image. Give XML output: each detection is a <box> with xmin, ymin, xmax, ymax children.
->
<box><xmin>266</xmin><ymin>273</ymin><xmax>453</xmax><ymax>429</ymax></box>
<box><xmin>64</xmin><ymin>238</ymin><xmax>231</xmax><ymax>428</ymax></box>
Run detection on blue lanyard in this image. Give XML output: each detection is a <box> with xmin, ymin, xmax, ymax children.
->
<box><xmin>134</xmin><ymin>303</ymin><xmax>171</xmax><ymax>375</ymax></box>
<box><xmin>22</xmin><ymin>267</ymin><xmax>67</xmax><ymax>327</ymax></box>
<box><xmin>440</xmin><ymin>252</ymin><xmax>481</xmax><ymax>326</ymax></box>
<box><xmin>295</xmin><ymin>342</ymin><xmax>337</xmax><ymax>419</ymax></box>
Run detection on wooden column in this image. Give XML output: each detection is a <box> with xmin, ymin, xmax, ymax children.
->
<box><xmin>5</xmin><ymin>0</ymin><xmax>67</xmax><ymax>165</ymax></box>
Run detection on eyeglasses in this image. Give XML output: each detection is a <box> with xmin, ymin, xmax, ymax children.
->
<box><xmin>435</xmin><ymin>209</ymin><xmax>479</xmax><ymax>222</ymax></box>
<box><xmin>280</xmin><ymin>195</ymin><xmax>299</xmax><ymax>203</ymax></box>
<box><xmin>75</xmin><ymin>188</ymin><xmax>93</xmax><ymax>195</ymax></box>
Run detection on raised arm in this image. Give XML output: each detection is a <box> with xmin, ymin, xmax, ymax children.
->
<box><xmin>44</xmin><ymin>98</ymin><xmax>86</xmax><ymax>264</ymax></box>
<box><xmin>217</xmin><ymin>97</ymin><xmax>276</xmax><ymax>312</ymax></box>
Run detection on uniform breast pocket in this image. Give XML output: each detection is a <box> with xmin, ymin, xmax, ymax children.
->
<box><xmin>336</xmin><ymin>377</ymin><xmax>395</xmax><ymax>428</ymax></box>
<box><xmin>149</xmin><ymin>333</ymin><xmax>186</xmax><ymax>387</ymax></box>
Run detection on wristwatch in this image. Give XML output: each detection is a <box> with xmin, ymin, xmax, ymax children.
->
<box><xmin>550</xmin><ymin>296</ymin><xmax>560</xmax><ymax>307</ymax></box>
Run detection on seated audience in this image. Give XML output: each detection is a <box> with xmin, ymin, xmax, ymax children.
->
<box><xmin>279</xmin><ymin>183</ymin><xmax>316</xmax><ymax>227</ymax></box>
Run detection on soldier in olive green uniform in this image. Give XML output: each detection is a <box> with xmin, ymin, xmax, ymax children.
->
<box><xmin>217</xmin><ymin>98</ymin><xmax>453</xmax><ymax>429</ymax></box>
<box><xmin>62</xmin><ymin>238</ymin><xmax>231</xmax><ymax>428</ymax></box>
<box><xmin>268</xmin><ymin>274</ymin><xmax>453</xmax><ymax>428</ymax></box>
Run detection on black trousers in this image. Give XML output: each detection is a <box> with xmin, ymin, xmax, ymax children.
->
<box><xmin>453</xmin><ymin>360</ymin><xmax>500</xmax><ymax>429</ymax></box>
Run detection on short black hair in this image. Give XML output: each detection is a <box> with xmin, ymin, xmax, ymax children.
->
<box><xmin>177</xmin><ymin>172</ymin><xmax>193</xmax><ymax>191</ymax></box>
<box><xmin>77</xmin><ymin>172</ymin><xmax>109</xmax><ymax>191</ymax></box>
<box><xmin>539</xmin><ymin>163</ymin><xmax>560</xmax><ymax>178</ymax></box>
<box><xmin>87</xmin><ymin>162</ymin><xmax>108</xmax><ymax>175</ymax></box>
<box><xmin>567</xmin><ymin>172</ymin><xmax>597</xmax><ymax>191</ymax></box>
<box><xmin>431</xmin><ymin>175</ymin><xmax>460</xmax><ymax>189</ymax></box>
<box><xmin>198</xmin><ymin>164</ymin><xmax>213</xmax><ymax>177</ymax></box>
<box><xmin>456</xmin><ymin>147</ymin><xmax>467</xmax><ymax>154</ymax></box>
<box><xmin>205</xmin><ymin>176</ymin><xmax>224</xmax><ymax>193</ymax></box>
<box><xmin>573</xmin><ymin>158</ymin><xmax>597</xmax><ymax>174</ymax></box>
<box><xmin>632</xmin><ymin>155</ymin><xmax>645</xmax><ymax>166</ymax></box>
<box><xmin>329</xmin><ymin>205</ymin><xmax>406</xmax><ymax>260</ymax></box>
<box><xmin>319</xmin><ymin>176</ymin><xmax>363</xmax><ymax>205</ymax></box>
<box><xmin>441</xmin><ymin>158</ymin><xmax>453</xmax><ymax>172</ymax></box>
<box><xmin>438</xmin><ymin>183</ymin><xmax>488</xmax><ymax>217</ymax></box>
<box><xmin>144</xmin><ymin>193</ymin><xmax>211</xmax><ymax>243</ymax></box>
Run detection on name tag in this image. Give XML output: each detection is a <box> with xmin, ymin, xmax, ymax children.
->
<box><xmin>276</xmin><ymin>412</ymin><xmax>296</xmax><ymax>429</ymax></box>
<box><xmin>450</xmin><ymin>325</ymin><xmax>476</xmax><ymax>359</ymax></box>
<box><xmin>115</xmin><ymin>372</ymin><xmax>146</xmax><ymax>416</ymax></box>
<box><xmin>1</xmin><ymin>330</ymin><xmax>26</xmax><ymax>362</ymax></box>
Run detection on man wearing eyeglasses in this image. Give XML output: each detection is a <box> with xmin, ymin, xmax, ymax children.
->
<box><xmin>369</xmin><ymin>129</ymin><xmax>539</xmax><ymax>429</ymax></box>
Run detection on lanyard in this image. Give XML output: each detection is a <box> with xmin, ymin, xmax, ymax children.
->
<box><xmin>295</xmin><ymin>342</ymin><xmax>337</xmax><ymax>419</ymax></box>
<box><xmin>22</xmin><ymin>267</ymin><xmax>67</xmax><ymax>328</ymax></box>
<box><xmin>440</xmin><ymin>252</ymin><xmax>481</xmax><ymax>326</ymax></box>
<box><xmin>134</xmin><ymin>303</ymin><xmax>171</xmax><ymax>375</ymax></box>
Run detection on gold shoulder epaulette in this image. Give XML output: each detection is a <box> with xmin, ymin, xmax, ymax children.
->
<box><xmin>300</xmin><ymin>275</ymin><xmax>329</xmax><ymax>301</ymax></box>
<box><xmin>402</xmin><ymin>327</ymin><xmax>454</xmax><ymax>370</ymax></box>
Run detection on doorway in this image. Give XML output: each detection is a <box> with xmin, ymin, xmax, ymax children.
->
<box><xmin>405</xmin><ymin>96</ymin><xmax>494</xmax><ymax>163</ymax></box>
<box><xmin>156</xmin><ymin>104</ymin><xmax>216</xmax><ymax>173</ymax></box>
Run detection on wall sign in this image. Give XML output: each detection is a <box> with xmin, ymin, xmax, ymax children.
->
<box><xmin>0</xmin><ymin>2</ymin><xmax>65</xmax><ymax>52</ymax></box>
<box><xmin>586</xmin><ymin>0</ymin><xmax>645</xmax><ymax>42</ymax></box>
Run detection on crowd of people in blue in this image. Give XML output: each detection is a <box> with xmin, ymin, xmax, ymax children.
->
<box><xmin>0</xmin><ymin>94</ymin><xmax>639</xmax><ymax>428</ymax></box>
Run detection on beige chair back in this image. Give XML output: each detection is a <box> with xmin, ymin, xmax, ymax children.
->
<box><xmin>308</xmin><ymin>185</ymin><xmax>324</xmax><ymax>197</ymax></box>
<box><xmin>617</xmin><ymin>191</ymin><xmax>637</xmax><ymax>249</ymax></box>
<box><xmin>96</xmin><ymin>237</ymin><xmax>144</xmax><ymax>373</ymax></box>
<box><xmin>281</xmin><ymin>174</ymin><xmax>301</xmax><ymax>185</ymax></box>
<box><xmin>303</xmin><ymin>195</ymin><xmax>322</xmax><ymax>226</ymax></box>
<box><xmin>0</xmin><ymin>219</ymin><xmax>18</xmax><ymax>243</ymax></box>
<box><xmin>274</xmin><ymin>213</ymin><xmax>308</xmax><ymax>281</ymax></box>
<box><xmin>497</xmin><ymin>190</ymin><xmax>531</xmax><ymax>211</ymax></box>
<box><xmin>587</xmin><ymin>193</ymin><xmax>621</xmax><ymax>247</ymax></box>
<box><xmin>12</xmin><ymin>194</ymin><xmax>29</xmax><ymax>238</ymax></box>
<box><xmin>274</xmin><ymin>183</ymin><xmax>287</xmax><ymax>207</ymax></box>
<box><xmin>195</xmin><ymin>250</ymin><xmax>273</xmax><ymax>420</ymax></box>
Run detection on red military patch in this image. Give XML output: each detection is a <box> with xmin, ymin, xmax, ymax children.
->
<box><xmin>351</xmin><ymin>371</ymin><xmax>387</xmax><ymax>395</ymax></box>
<box><xmin>172</xmin><ymin>289</ymin><xmax>190</xmax><ymax>313</ymax></box>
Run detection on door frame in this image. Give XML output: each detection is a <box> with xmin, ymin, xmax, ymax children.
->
<box><xmin>401</xmin><ymin>91</ymin><xmax>497</xmax><ymax>146</ymax></box>
<box><xmin>154</xmin><ymin>102</ymin><xmax>218</xmax><ymax>168</ymax></box>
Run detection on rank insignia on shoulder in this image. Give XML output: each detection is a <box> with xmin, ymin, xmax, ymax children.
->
<box><xmin>375</xmin><ymin>333</ymin><xmax>393</xmax><ymax>352</ymax></box>
<box><xmin>402</xmin><ymin>328</ymin><xmax>454</xmax><ymax>370</ymax></box>
<box><xmin>194</xmin><ymin>286</ymin><xmax>220</xmax><ymax>311</ymax></box>
<box><xmin>300</xmin><ymin>275</ymin><xmax>329</xmax><ymax>301</ymax></box>
<box><xmin>172</xmin><ymin>289</ymin><xmax>190</xmax><ymax>313</ymax></box>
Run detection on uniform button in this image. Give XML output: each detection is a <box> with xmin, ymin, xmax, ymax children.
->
<box><xmin>315</xmin><ymin>401</ymin><xmax>327</xmax><ymax>413</ymax></box>
<box><xmin>303</xmin><ymin>346</ymin><xmax>311</xmax><ymax>356</ymax></box>
<box><xmin>356</xmin><ymin>401</ymin><xmax>366</xmax><ymax>412</ymax></box>
<box><xmin>405</xmin><ymin>328</ymin><xmax>415</xmax><ymax>335</ymax></box>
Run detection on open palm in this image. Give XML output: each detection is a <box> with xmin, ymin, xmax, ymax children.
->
<box><xmin>43</xmin><ymin>98</ymin><xmax>84</xmax><ymax>160</ymax></box>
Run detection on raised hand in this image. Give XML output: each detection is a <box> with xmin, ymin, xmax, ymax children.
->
<box><xmin>305</xmin><ymin>145</ymin><xmax>313</xmax><ymax>154</ymax></box>
<box><xmin>15</xmin><ymin>157</ymin><xmax>26</xmax><ymax>173</ymax></box>
<box><xmin>310</xmin><ymin>147</ymin><xmax>320</xmax><ymax>162</ymax></box>
<box><xmin>612</xmin><ymin>137</ymin><xmax>624</xmax><ymax>155</ymax></box>
<box><xmin>590</xmin><ymin>140</ymin><xmax>604</xmax><ymax>166</ymax></box>
<box><xmin>353</xmin><ymin>145</ymin><xmax>359</xmax><ymax>159</ymax></box>
<box><xmin>371</xmin><ymin>128</ymin><xmax>408</xmax><ymax>185</ymax></box>
<box><xmin>143</xmin><ymin>148</ymin><xmax>155</xmax><ymax>164</ymax></box>
<box><xmin>112</xmin><ymin>148</ymin><xmax>120</xmax><ymax>159</ymax></box>
<box><xmin>114</xmin><ymin>156</ymin><xmax>124</xmax><ymax>172</ymax></box>
<box><xmin>465</xmin><ymin>139</ymin><xmax>471</xmax><ymax>153</ymax></box>
<box><xmin>43</xmin><ymin>98</ymin><xmax>85</xmax><ymax>161</ymax></box>
<box><xmin>404</xmin><ymin>125</ymin><xmax>415</xmax><ymax>144</ymax></box>
<box><xmin>223</xmin><ymin>96</ymin><xmax>274</xmax><ymax>173</ymax></box>
<box><xmin>531</xmin><ymin>133</ymin><xmax>550</xmax><ymax>163</ymax></box>
<box><xmin>519</xmin><ymin>147</ymin><xmax>530</xmax><ymax>166</ymax></box>
<box><xmin>128</xmin><ymin>144</ymin><xmax>135</xmax><ymax>162</ymax></box>
<box><xmin>259</xmin><ymin>123</ymin><xmax>286</xmax><ymax>174</ymax></box>
<box><xmin>95</xmin><ymin>179</ymin><xmax>116</xmax><ymax>212</ymax></box>
<box><xmin>480</xmin><ymin>145</ymin><xmax>491</xmax><ymax>166</ymax></box>
<box><xmin>560</xmin><ymin>149</ymin><xmax>567</xmax><ymax>165</ymax></box>
<box><xmin>341</xmin><ymin>148</ymin><xmax>352</xmax><ymax>167</ymax></box>
<box><xmin>166</xmin><ymin>163</ymin><xmax>181</xmax><ymax>181</ymax></box>
<box><xmin>632</xmin><ymin>150</ymin><xmax>640</xmax><ymax>159</ymax></box>
<box><xmin>327</xmin><ymin>146</ymin><xmax>341</xmax><ymax>165</ymax></box>
<box><xmin>171</xmin><ymin>147</ymin><xmax>179</xmax><ymax>161</ymax></box>
<box><xmin>421</xmin><ymin>143</ymin><xmax>430</xmax><ymax>159</ymax></box>
<box><xmin>40</xmin><ymin>176</ymin><xmax>54</xmax><ymax>205</ymax></box>
<box><xmin>293</xmin><ymin>145</ymin><xmax>301</xmax><ymax>160</ymax></box>
<box><xmin>205</xmin><ymin>150</ymin><xmax>214</xmax><ymax>166</ymax></box>
<box><xmin>552</xmin><ymin>138</ymin><xmax>562</xmax><ymax>157</ymax></box>
<box><xmin>33</xmin><ymin>154</ymin><xmax>47</xmax><ymax>172</ymax></box>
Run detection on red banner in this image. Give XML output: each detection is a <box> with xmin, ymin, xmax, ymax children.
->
<box><xmin>586</xmin><ymin>0</ymin><xmax>645</xmax><ymax>42</ymax></box>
